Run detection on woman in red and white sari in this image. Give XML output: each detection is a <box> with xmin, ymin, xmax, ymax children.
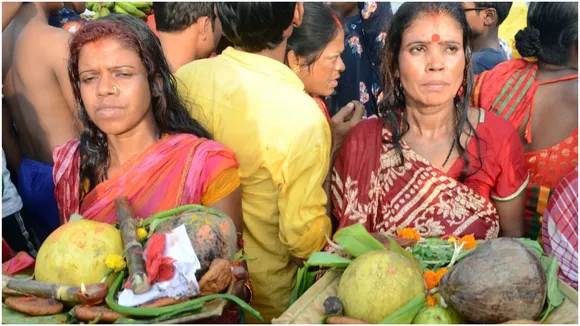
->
<box><xmin>331</xmin><ymin>3</ymin><xmax>529</xmax><ymax>240</ymax></box>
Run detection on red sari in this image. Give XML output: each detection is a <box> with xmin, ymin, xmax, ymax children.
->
<box><xmin>331</xmin><ymin>111</ymin><xmax>529</xmax><ymax>239</ymax></box>
<box><xmin>473</xmin><ymin>59</ymin><xmax>579</xmax><ymax>241</ymax></box>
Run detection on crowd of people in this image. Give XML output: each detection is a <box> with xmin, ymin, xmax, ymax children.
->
<box><xmin>2</xmin><ymin>1</ymin><xmax>578</xmax><ymax>323</ymax></box>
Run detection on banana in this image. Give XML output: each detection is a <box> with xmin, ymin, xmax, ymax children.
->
<box><xmin>113</xmin><ymin>4</ymin><xmax>129</xmax><ymax>14</ymax></box>
<box><xmin>103</xmin><ymin>2</ymin><xmax>115</xmax><ymax>9</ymax></box>
<box><xmin>141</xmin><ymin>7</ymin><xmax>152</xmax><ymax>15</ymax></box>
<box><xmin>93</xmin><ymin>10</ymin><xmax>101</xmax><ymax>20</ymax></box>
<box><xmin>130</xmin><ymin>2</ymin><xmax>151</xmax><ymax>9</ymax></box>
<box><xmin>87</xmin><ymin>2</ymin><xmax>96</xmax><ymax>10</ymax></box>
<box><xmin>91</xmin><ymin>3</ymin><xmax>100</xmax><ymax>12</ymax></box>
<box><xmin>116</xmin><ymin>2</ymin><xmax>147</xmax><ymax>18</ymax></box>
<box><xmin>99</xmin><ymin>7</ymin><xmax>111</xmax><ymax>17</ymax></box>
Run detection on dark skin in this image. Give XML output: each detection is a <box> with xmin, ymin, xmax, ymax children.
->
<box><xmin>461</xmin><ymin>2</ymin><xmax>502</xmax><ymax>52</ymax></box>
<box><xmin>520</xmin><ymin>48</ymin><xmax>578</xmax><ymax>153</ymax></box>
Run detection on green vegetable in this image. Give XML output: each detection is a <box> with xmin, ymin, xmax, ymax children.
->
<box><xmin>411</xmin><ymin>238</ymin><xmax>476</xmax><ymax>270</ymax></box>
<box><xmin>142</xmin><ymin>205</ymin><xmax>225</xmax><ymax>228</ymax></box>
<box><xmin>333</xmin><ymin>224</ymin><xmax>384</xmax><ymax>257</ymax></box>
<box><xmin>379</xmin><ymin>294</ymin><xmax>427</xmax><ymax>324</ymax></box>
<box><xmin>539</xmin><ymin>255</ymin><xmax>565</xmax><ymax>322</ymax></box>
<box><xmin>107</xmin><ymin>270</ymin><xmax>264</xmax><ymax>321</ymax></box>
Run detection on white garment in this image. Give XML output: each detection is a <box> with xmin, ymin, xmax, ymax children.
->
<box><xmin>2</xmin><ymin>149</ymin><xmax>23</xmax><ymax>218</ymax></box>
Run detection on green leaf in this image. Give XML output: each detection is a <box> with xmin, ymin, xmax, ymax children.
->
<box><xmin>306</xmin><ymin>252</ymin><xmax>353</xmax><ymax>268</ymax></box>
<box><xmin>544</xmin><ymin>256</ymin><xmax>565</xmax><ymax>307</ymax></box>
<box><xmin>2</xmin><ymin>304</ymin><xmax>68</xmax><ymax>324</ymax></box>
<box><xmin>333</xmin><ymin>224</ymin><xmax>384</xmax><ymax>257</ymax></box>
<box><xmin>289</xmin><ymin>265</ymin><xmax>308</xmax><ymax>306</ymax></box>
<box><xmin>516</xmin><ymin>238</ymin><xmax>545</xmax><ymax>258</ymax></box>
<box><xmin>379</xmin><ymin>294</ymin><xmax>427</xmax><ymax>324</ymax></box>
<box><xmin>69</xmin><ymin>213</ymin><xmax>83</xmax><ymax>222</ymax></box>
<box><xmin>389</xmin><ymin>237</ymin><xmax>423</xmax><ymax>273</ymax></box>
<box><xmin>147</xmin><ymin>216</ymin><xmax>169</xmax><ymax>237</ymax></box>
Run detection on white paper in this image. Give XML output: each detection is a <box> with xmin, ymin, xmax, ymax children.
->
<box><xmin>118</xmin><ymin>224</ymin><xmax>201</xmax><ymax>307</ymax></box>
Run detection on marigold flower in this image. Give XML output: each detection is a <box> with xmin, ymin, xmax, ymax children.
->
<box><xmin>137</xmin><ymin>227</ymin><xmax>148</xmax><ymax>241</ymax></box>
<box><xmin>397</xmin><ymin>228</ymin><xmax>421</xmax><ymax>241</ymax></box>
<box><xmin>424</xmin><ymin>270</ymin><xmax>438</xmax><ymax>290</ymax></box>
<box><xmin>427</xmin><ymin>295</ymin><xmax>437</xmax><ymax>307</ymax></box>
<box><xmin>105</xmin><ymin>254</ymin><xmax>126</xmax><ymax>272</ymax></box>
<box><xmin>459</xmin><ymin>234</ymin><xmax>477</xmax><ymax>249</ymax></box>
<box><xmin>435</xmin><ymin>268</ymin><xmax>448</xmax><ymax>284</ymax></box>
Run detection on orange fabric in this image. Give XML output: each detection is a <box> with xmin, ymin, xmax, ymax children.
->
<box><xmin>313</xmin><ymin>96</ymin><xmax>331</xmax><ymax>123</ymax></box>
<box><xmin>201</xmin><ymin>167</ymin><xmax>241</xmax><ymax>205</ymax></box>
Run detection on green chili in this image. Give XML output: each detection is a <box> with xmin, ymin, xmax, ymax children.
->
<box><xmin>142</xmin><ymin>204</ymin><xmax>225</xmax><ymax>227</ymax></box>
<box><xmin>107</xmin><ymin>270</ymin><xmax>264</xmax><ymax>321</ymax></box>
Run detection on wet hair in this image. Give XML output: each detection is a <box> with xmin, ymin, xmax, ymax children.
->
<box><xmin>474</xmin><ymin>2</ymin><xmax>513</xmax><ymax>26</ymax></box>
<box><xmin>287</xmin><ymin>2</ymin><xmax>342</xmax><ymax>69</ymax></box>
<box><xmin>68</xmin><ymin>14</ymin><xmax>211</xmax><ymax>199</ymax></box>
<box><xmin>153</xmin><ymin>2</ymin><xmax>215</xmax><ymax>33</ymax></box>
<box><xmin>216</xmin><ymin>2</ymin><xmax>297</xmax><ymax>53</ymax></box>
<box><xmin>379</xmin><ymin>2</ymin><xmax>482</xmax><ymax>182</ymax></box>
<box><xmin>515</xmin><ymin>2</ymin><xmax>578</xmax><ymax>65</ymax></box>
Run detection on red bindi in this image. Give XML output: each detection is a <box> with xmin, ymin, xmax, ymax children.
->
<box><xmin>431</xmin><ymin>34</ymin><xmax>440</xmax><ymax>42</ymax></box>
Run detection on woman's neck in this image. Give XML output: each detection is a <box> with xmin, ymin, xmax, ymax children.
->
<box><xmin>106</xmin><ymin>122</ymin><xmax>160</xmax><ymax>168</ymax></box>
<box><xmin>404</xmin><ymin>101</ymin><xmax>455</xmax><ymax>139</ymax></box>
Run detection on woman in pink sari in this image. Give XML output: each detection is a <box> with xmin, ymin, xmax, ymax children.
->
<box><xmin>52</xmin><ymin>15</ymin><xmax>249</xmax><ymax>321</ymax></box>
<box><xmin>331</xmin><ymin>3</ymin><xmax>529</xmax><ymax>240</ymax></box>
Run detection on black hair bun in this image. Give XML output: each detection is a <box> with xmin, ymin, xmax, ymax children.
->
<box><xmin>515</xmin><ymin>26</ymin><xmax>542</xmax><ymax>58</ymax></box>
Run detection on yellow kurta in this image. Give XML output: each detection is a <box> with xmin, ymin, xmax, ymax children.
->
<box><xmin>499</xmin><ymin>2</ymin><xmax>528</xmax><ymax>59</ymax></box>
<box><xmin>175</xmin><ymin>47</ymin><xmax>332</xmax><ymax>322</ymax></box>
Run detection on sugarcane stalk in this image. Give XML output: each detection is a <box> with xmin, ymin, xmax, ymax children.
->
<box><xmin>2</xmin><ymin>275</ymin><xmax>107</xmax><ymax>304</ymax></box>
<box><xmin>115</xmin><ymin>197</ymin><xmax>151</xmax><ymax>295</ymax></box>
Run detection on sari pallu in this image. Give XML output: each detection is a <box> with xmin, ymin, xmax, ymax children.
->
<box><xmin>331</xmin><ymin>118</ymin><xmax>500</xmax><ymax>240</ymax></box>
<box><xmin>53</xmin><ymin>133</ymin><xmax>239</xmax><ymax>224</ymax></box>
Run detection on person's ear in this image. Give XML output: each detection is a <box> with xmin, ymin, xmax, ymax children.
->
<box><xmin>483</xmin><ymin>8</ymin><xmax>497</xmax><ymax>26</ymax></box>
<box><xmin>292</xmin><ymin>2</ymin><xmax>304</xmax><ymax>27</ymax></box>
<box><xmin>287</xmin><ymin>50</ymin><xmax>302</xmax><ymax>75</ymax></box>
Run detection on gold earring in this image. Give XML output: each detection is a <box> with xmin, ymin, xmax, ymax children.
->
<box><xmin>292</xmin><ymin>66</ymin><xmax>300</xmax><ymax>75</ymax></box>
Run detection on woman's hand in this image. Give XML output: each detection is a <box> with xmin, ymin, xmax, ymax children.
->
<box><xmin>230</xmin><ymin>262</ymin><xmax>250</xmax><ymax>302</ymax></box>
<box><xmin>330</xmin><ymin>101</ymin><xmax>365</xmax><ymax>152</ymax></box>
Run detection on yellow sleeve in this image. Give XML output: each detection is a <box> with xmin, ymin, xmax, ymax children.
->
<box><xmin>201</xmin><ymin>168</ymin><xmax>241</xmax><ymax>206</ymax></box>
<box><xmin>275</xmin><ymin>119</ymin><xmax>332</xmax><ymax>259</ymax></box>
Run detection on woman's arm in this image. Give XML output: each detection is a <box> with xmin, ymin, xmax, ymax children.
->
<box><xmin>494</xmin><ymin>192</ymin><xmax>526</xmax><ymax>237</ymax></box>
<box><xmin>207</xmin><ymin>186</ymin><xmax>250</xmax><ymax>301</ymax></box>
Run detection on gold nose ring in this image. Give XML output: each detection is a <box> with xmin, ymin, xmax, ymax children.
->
<box><xmin>113</xmin><ymin>86</ymin><xmax>118</xmax><ymax>93</ymax></box>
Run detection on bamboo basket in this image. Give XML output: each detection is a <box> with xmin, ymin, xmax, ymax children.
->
<box><xmin>273</xmin><ymin>270</ymin><xmax>579</xmax><ymax>324</ymax></box>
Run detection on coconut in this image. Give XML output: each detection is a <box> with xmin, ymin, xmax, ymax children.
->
<box><xmin>35</xmin><ymin>220</ymin><xmax>123</xmax><ymax>286</ymax></box>
<box><xmin>337</xmin><ymin>249</ymin><xmax>425</xmax><ymax>323</ymax></box>
<box><xmin>439</xmin><ymin>238</ymin><xmax>547</xmax><ymax>323</ymax></box>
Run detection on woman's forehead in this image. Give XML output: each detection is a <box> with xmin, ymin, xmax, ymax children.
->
<box><xmin>402</xmin><ymin>13</ymin><xmax>463</xmax><ymax>42</ymax></box>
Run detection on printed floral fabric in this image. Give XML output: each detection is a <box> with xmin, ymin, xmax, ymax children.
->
<box><xmin>328</xmin><ymin>2</ymin><xmax>392</xmax><ymax>117</ymax></box>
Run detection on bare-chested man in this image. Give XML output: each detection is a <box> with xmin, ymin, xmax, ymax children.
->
<box><xmin>3</xmin><ymin>2</ymin><xmax>80</xmax><ymax>243</ymax></box>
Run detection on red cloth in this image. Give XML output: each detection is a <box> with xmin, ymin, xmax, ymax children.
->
<box><xmin>2</xmin><ymin>238</ymin><xmax>14</xmax><ymax>262</ymax></box>
<box><xmin>542</xmin><ymin>168</ymin><xmax>578</xmax><ymax>290</ymax></box>
<box><xmin>145</xmin><ymin>233</ymin><xmax>175</xmax><ymax>284</ymax></box>
<box><xmin>2</xmin><ymin>251</ymin><xmax>35</xmax><ymax>275</ymax></box>
<box><xmin>331</xmin><ymin>111</ymin><xmax>528</xmax><ymax>240</ymax></box>
<box><xmin>472</xmin><ymin>58</ymin><xmax>579</xmax><ymax>241</ymax></box>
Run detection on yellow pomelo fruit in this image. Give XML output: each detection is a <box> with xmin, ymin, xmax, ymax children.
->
<box><xmin>35</xmin><ymin>219</ymin><xmax>123</xmax><ymax>286</ymax></box>
<box><xmin>338</xmin><ymin>249</ymin><xmax>425</xmax><ymax>323</ymax></box>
